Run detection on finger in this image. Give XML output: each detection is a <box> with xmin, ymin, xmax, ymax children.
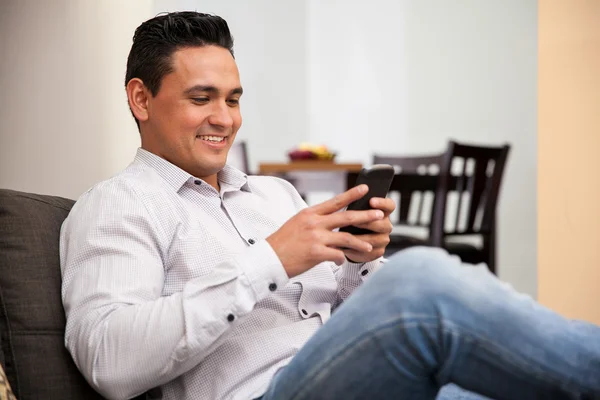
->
<box><xmin>325</xmin><ymin>231</ymin><xmax>373</xmax><ymax>253</ymax></box>
<box><xmin>351</xmin><ymin>219</ymin><xmax>393</xmax><ymax>235</ymax></box>
<box><xmin>312</xmin><ymin>184</ymin><xmax>369</xmax><ymax>215</ymax></box>
<box><xmin>322</xmin><ymin>208</ymin><xmax>384</xmax><ymax>230</ymax></box>
<box><xmin>320</xmin><ymin>246</ymin><xmax>347</xmax><ymax>265</ymax></box>
<box><xmin>348</xmin><ymin>233</ymin><xmax>391</xmax><ymax>249</ymax></box>
<box><xmin>340</xmin><ymin>249</ymin><xmax>365</xmax><ymax>263</ymax></box>
<box><xmin>369</xmin><ymin>197</ymin><xmax>396</xmax><ymax>216</ymax></box>
<box><xmin>343</xmin><ymin>246</ymin><xmax>385</xmax><ymax>263</ymax></box>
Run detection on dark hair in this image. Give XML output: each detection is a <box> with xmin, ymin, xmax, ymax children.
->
<box><xmin>125</xmin><ymin>11</ymin><xmax>234</xmax><ymax>129</ymax></box>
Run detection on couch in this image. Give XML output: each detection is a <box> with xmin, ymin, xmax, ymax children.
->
<box><xmin>0</xmin><ymin>189</ymin><xmax>150</xmax><ymax>399</ymax></box>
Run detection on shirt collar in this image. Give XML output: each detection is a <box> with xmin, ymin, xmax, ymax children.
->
<box><xmin>134</xmin><ymin>148</ymin><xmax>251</xmax><ymax>193</ymax></box>
<box><xmin>218</xmin><ymin>164</ymin><xmax>251</xmax><ymax>193</ymax></box>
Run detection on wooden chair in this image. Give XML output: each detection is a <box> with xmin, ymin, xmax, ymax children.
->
<box><xmin>372</xmin><ymin>140</ymin><xmax>511</xmax><ymax>274</ymax></box>
<box><xmin>371</xmin><ymin>152</ymin><xmax>445</xmax><ymax>255</ymax></box>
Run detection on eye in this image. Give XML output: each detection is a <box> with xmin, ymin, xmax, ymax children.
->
<box><xmin>191</xmin><ymin>97</ymin><xmax>209</xmax><ymax>104</ymax></box>
<box><xmin>227</xmin><ymin>98</ymin><xmax>240</xmax><ymax>107</ymax></box>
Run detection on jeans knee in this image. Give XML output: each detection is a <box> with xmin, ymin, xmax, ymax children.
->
<box><xmin>374</xmin><ymin>246</ymin><xmax>465</xmax><ymax>302</ymax></box>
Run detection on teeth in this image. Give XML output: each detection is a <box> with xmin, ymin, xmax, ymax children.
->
<box><xmin>198</xmin><ymin>135</ymin><xmax>225</xmax><ymax>143</ymax></box>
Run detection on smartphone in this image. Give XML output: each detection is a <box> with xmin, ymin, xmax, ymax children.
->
<box><xmin>339</xmin><ymin>164</ymin><xmax>395</xmax><ymax>235</ymax></box>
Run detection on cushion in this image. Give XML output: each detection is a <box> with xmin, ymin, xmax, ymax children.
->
<box><xmin>0</xmin><ymin>189</ymin><xmax>104</xmax><ymax>399</ymax></box>
<box><xmin>444</xmin><ymin>241</ymin><xmax>486</xmax><ymax>265</ymax></box>
<box><xmin>386</xmin><ymin>234</ymin><xmax>489</xmax><ymax>271</ymax></box>
<box><xmin>385</xmin><ymin>234</ymin><xmax>428</xmax><ymax>257</ymax></box>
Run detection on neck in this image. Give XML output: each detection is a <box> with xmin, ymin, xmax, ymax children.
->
<box><xmin>203</xmin><ymin>174</ymin><xmax>220</xmax><ymax>192</ymax></box>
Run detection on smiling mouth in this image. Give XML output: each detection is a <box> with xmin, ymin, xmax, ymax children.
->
<box><xmin>196</xmin><ymin>135</ymin><xmax>228</xmax><ymax>143</ymax></box>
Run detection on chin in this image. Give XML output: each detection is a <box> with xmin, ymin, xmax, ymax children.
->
<box><xmin>194</xmin><ymin>159</ymin><xmax>227</xmax><ymax>177</ymax></box>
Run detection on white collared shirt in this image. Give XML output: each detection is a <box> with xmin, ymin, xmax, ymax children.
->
<box><xmin>60</xmin><ymin>148</ymin><xmax>382</xmax><ymax>400</ymax></box>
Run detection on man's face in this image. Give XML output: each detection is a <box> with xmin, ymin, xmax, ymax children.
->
<box><xmin>141</xmin><ymin>45</ymin><xmax>243</xmax><ymax>184</ymax></box>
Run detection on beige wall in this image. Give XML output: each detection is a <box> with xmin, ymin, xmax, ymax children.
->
<box><xmin>538</xmin><ymin>0</ymin><xmax>600</xmax><ymax>324</ymax></box>
<box><xmin>0</xmin><ymin>0</ymin><xmax>151</xmax><ymax>200</ymax></box>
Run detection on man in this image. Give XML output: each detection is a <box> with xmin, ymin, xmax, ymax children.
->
<box><xmin>60</xmin><ymin>11</ymin><xmax>599</xmax><ymax>400</ymax></box>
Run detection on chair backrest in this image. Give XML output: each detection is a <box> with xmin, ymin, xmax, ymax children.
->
<box><xmin>431</xmin><ymin>140</ymin><xmax>511</xmax><ymax>245</ymax></box>
<box><xmin>373</xmin><ymin>140</ymin><xmax>510</xmax><ymax>247</ymax></box>
<box><xmin>373</xmin><ymin>154</ymin><xmax>444</xmax><ymax>230</ymax></box>
<box><xmin>227</xmin><ymin>140</ymin><xmax>250</xmax><ymax>174</ymax></box>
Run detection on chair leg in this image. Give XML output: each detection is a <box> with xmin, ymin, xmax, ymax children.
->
<box><xmin>486</xmin><ymin>231</ymin><xmax>497</xmax><ymax>275</ymax></box>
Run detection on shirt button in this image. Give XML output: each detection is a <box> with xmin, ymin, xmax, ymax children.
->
<box><xmin>227</xmin><ymin>314</ymin><xmax>235</xmax><ymax>322</ymax></box>
<box><xmin>268</xmin><ymin>283</ymin><xmax>277</xmax><ymax>292</ymax></box>
<box><xmin>194</xmin><ymin>180</ymin><xmax>202</xmax><ymax>185</ymax></box>
<box><xmin>248</xmin><ymin>238</ymin><xmax>256</xmax><ymax>245</ymax></box>
<box><xmin>361</xmin><ymin>269</ymin><xmax>369</xmax><ymax>276</ymax></box>
<box><xmin>301</xmin><ymin>309</ymin><xmax>308</xmax><ymax>316</ymax></box>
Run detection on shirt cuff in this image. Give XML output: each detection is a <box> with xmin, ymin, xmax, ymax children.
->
<box><xmin>234</xmin><ymin>239</ymin><xmax>290</xmax><ymax>302</ymax></box>
<box><xmin>345</xmin><ymin>258</ymin><xmax>382</xmax><ymax>281</ymax></box>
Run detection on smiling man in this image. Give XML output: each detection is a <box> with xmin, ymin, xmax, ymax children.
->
<box><xmin>59</xmin><ymin>11</ymin><xmax>599</xmax><ymax>400</ymax></box>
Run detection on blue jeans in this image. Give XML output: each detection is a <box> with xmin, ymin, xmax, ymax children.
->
<box><xmin>259</xmin><ymin>247</ymin><xmax>600</xmax><ymax>399</ymax></box>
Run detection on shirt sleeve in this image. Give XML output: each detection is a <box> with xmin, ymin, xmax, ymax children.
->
<box><xmin>60</xmin><ymin>179</ymin><xmax>289</xmax><ymax>400</ymax></box>
<box><xmin>331</xmin><ymin>257</ymin><xmax>385</xmax><ymax>302</ymax></box>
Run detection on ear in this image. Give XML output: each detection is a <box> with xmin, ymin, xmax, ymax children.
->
<box><xmin>126</xmin><ymin>78</ymin><xmax>150</xmax><ymax>123</ymax></box>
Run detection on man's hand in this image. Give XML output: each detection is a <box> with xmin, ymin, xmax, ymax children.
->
<box><xmin>342</xmin><ymin>196</ymin><xmax>395</xmax><ymax>263</ymax></box>
<box><xmin>266</xmin><ymin>185</ymin><xmax>385</xmax><ymax>278</ymax></box>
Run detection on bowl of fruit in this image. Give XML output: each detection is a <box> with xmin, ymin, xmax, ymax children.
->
<box><xmin>288</xmin><ymin>143</ymin><xmax>336</xmax><ymax>162</ymax></box>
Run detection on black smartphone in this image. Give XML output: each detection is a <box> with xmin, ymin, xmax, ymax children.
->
<box><xmin>339</xmin><ymin>164</ymin><xmax>395</xmax><ymax>235</ymax></box>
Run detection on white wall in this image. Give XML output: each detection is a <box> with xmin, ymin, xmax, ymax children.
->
<box><xmin>308</xmin><ymin>0</ymin><xmax>538</xmax><ymax>296</ymax></box>
<box><xmin>307</xmin><ymin>0</ymin><xmax>410</xmax><ymax>162</ymax></box>
<box><xmin>0</xmin><ymin>0</ymin><xmax>152</xmax><ymax>200</ymax></box>
<box><xmin>153</xmin><ymin>0</ymin><xmax>308</xmax><ymax>173</ymax></box>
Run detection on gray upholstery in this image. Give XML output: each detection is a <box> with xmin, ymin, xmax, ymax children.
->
<box><xmin>0</xmin><ymin>189</ymin><xmax>104</xmax><ymax>399</ymax></box>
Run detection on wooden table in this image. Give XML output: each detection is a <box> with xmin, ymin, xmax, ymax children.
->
<box><xmin>258</xmin><ymin>161</ymin><xmax>364</xmax><ymax>202</ymax></box>
<box><xmin>258</xmin><ymin>161</ymin><xmax>363</xmax><ymax>174</ymax></box>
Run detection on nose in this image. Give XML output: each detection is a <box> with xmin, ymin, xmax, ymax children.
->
<box><xmin>208</xmin><ymin>100</ymin><xmax>234</xmax><ymax>130</ymax></box>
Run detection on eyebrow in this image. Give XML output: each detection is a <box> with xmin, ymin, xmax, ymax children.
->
<box><xmin>183</xmin><ymin>85</ymin><xmax>243</xmax><ymax>96</ymax></box>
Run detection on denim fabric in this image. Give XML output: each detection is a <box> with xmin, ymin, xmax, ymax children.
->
<box><xmin>259</xmin><ymin>247</ymin><xmax>600</xmax><ymax>400</ymax></box>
